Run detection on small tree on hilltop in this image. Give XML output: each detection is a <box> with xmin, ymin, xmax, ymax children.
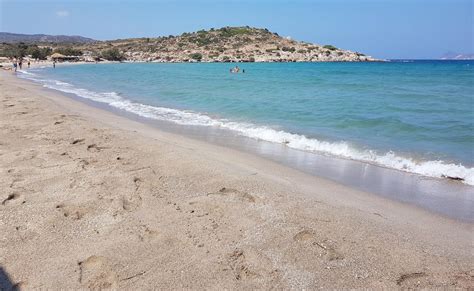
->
<box><xmin>323</xmin><ymin>45</ymin><xmax>337</xmax><ymax>51</ymax></box>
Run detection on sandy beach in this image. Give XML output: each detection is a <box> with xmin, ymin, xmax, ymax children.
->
<box><xmin>0</xmin><ymin>71</ymin><xmax>472</xmax><ymax>289</ymax></box>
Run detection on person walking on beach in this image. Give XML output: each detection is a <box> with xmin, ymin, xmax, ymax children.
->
<box><xmin>53</xmin><ymin>61</ymin><xmax>56</xmax><ymax>68</ymax></box>
<box><xmin>18</xmin><ymin>59</ymin><xmax>22</xmax><ymax>70</ymax></box>
<box><xmin>12</xmin><ymin>61</ymin><xmax>17</xmax><ymax>72</ymax></box>
<box><xmin>27</xmin><ymin>61</ymin><xmax>30</xmax><ymax>68</ymax></box>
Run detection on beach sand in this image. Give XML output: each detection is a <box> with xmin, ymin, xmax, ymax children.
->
<box><xmin>0</xmin><ymin>71</ymin><xmax>472</xmax><ymax>289</ymax></box>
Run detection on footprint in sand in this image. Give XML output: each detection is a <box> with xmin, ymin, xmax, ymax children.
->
<box><xmin>293</xmin><ymin>229</ymin><xmax>344</xmax><ymax>261</ymax></box>
<box><xmin>293</xmin><ymin>229</ymin><xmax>314</xmax><ymax>242</ymax></box>
<box><xmin>121</xmin><ymin>195</ymin><xmax>142</xmax><ymax>212</ymax></box>
<box><xmin>9</xmin><ymin>176</ymin><xmax>25</xmax><ymax>189</ymax></box>
<box><xmin>208</xmin><ymin>187</ymin><xmax>256</xmax><ymax>203</ymax></box>
<box><xmin>87</xmin><ymin>144</ymin><xmax>108</xmax><ymax>152</ymax></box>
<box><xmin>1</xmin><ymin>192</ymin><xmax>24</xmax><ymax>206</ymax></box>
<box><xmin>56</xmin><ymin>204</ymin><xmax>87</xmax><ymax>220</ymax></box>
<box><xmin>78</xmin><ymin>256</ymin><xmax>118</xmax><ymax>289</ymax></box>
<box><xmin>133</xmin><ymin>177</ymin><xmax>142</xmax><ymax>191</ymax></box>
<box><xmin>71</xmin><ymin>138</ymin><xmax>85</xmax><ymax>145</ymax></box>
<box><xmin>228</xmin><ymin>249</ymin><xmax>255</xmax><ymax>280</ymax></box>
<box><xmin>87</xmin><ymin>144</ymin><xmax>99</xmax><ymax>152</ymax></box>
<box><xmin>226</xmin><ymin>248</ymin><xmax>280</xmax><ymax>282</ymax></box>
<box><xmin>396</xmin><ymin>272</ymin><xmax>427</xmax><ymax>286</ymax></box>
<box><xmin>137</xmin><ymin>225</ymin><xmax>159</xmax><ymax>242</ymax></box>
<box><xmin>120</xmin><ymin>177</ymin><xmax>143</xmax><ymax>212</ymax></box>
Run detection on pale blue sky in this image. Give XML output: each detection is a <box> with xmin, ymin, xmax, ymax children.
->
<box><xmin>0</xmin><ymin>0</ymin><xmax>472</xmax><ymax>59</ymax></box>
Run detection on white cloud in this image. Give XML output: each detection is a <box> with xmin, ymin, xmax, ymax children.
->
<box><xmin>56</xmin><ymin>10</ymin><xmax>70</xmax><ymax>17</ymax></box>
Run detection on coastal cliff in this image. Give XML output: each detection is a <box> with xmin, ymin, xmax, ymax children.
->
<box><xmin>0</xmin><ymin>27</ymin><xmax>379</xmax><ymax>63</ymax></box>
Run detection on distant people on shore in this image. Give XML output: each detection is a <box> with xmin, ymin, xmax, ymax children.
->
<box><xmin>28</xmin><ymin>61</ymin><xmax>30</xmax><ymax>68</ymax></box>
<box><xmin>18</xmin><ymin>59</ymin><xmax>22</xmax><ymax>70</ymax></box>
<box><xmin>13</xmin><ymin>61</ymin><xmax>17</xmax><ymax>72</ymax></box>
<box><xmin>53</xmin><ymin>61</ymin><xmax>56</xmax><ymax>68</ymax></box>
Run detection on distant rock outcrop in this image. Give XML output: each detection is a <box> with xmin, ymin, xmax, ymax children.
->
<box><xmin>440</xmin><ymin>51</ymin><xmax>474</xmax><ymax>60</ymax></box>
<box><xmin>0</xmin><ymin>32</ymin><xmax>96</xmax><ymax>44</ymax></box>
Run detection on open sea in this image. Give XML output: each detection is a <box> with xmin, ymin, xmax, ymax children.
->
<box><xmin>19</xmin><ymin>61</ymin><xmax>474</xmax><ymax>186</ymax></box>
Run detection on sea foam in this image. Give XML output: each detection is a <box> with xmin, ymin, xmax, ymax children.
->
<box><xmin>18</xmin><ymin>71</ymin><xmax>474</xmax><ymax>185</ymax></box>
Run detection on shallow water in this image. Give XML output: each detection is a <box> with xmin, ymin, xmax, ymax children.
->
<box><xmin>21</xmin><ymin>61</ymin><xmax>474</xmax><ymax>185</ymax></box>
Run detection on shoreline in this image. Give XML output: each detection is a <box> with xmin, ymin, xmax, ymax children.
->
<box><xmin>58</xmin><ymin>89</ymin><xmax>474</xmax><ymax>222</ymax></box>
<box><xmin>0</xmin><ymin>71</ymin><xmax>472</xmax><ymax>288</ymax></box>
<box><xmin>15</xmin><ymin>64</ymin><xmax>474</xmax><ymax>221</ymax></box>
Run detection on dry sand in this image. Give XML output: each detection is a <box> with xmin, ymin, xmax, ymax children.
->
<box><xmin>0</xmin><ymin>71</ymin><xmax>472</xmax><ymax>289</ymax></box>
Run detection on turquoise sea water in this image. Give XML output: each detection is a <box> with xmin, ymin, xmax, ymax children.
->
<box><xmin>20</xmin><ymin>61</ymin><xmax>474</xmax><ymax>185</ymax></box>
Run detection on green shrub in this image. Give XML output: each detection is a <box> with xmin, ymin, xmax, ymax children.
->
<box><xmin>196</xmin><ymin>37</ymin><xmax>212</xmax><ymax>46</ymax></box>
<box><xmin>30</xmin><ymin>47</ymin><xmax>52</xmax><ymax>60</ymax></box>
<box><xmin>189</xmin><ymin>53</ymin><xmax>202</xmax><ymax>61</ymax></box>
<box><xmin>281</xmin><ymin>47</ymin><xmax>296</xmax><ymax>52</ymax></box>
<box><xmin>101</xmin><ymin>48</ymin><xmax>124</xmax><ymax>61</ymax></box>
<box><xmin>218</xmin><ymin>27</ymin><xmax>251</xmax><ymax>37</ymax></box>
<box><xmin>54</xmin><ymin>47</ymin><xmax>82</xmax><ymax>56</ymax></box>
<box><xmin>0</xmin><ymin>43</ymin><xmax>28</xmax><ymax>58</ymax></box>
<box><xmin>0</xmin><ymin>43</ymin><xmax>54</xmax><ymax>59</ymax></box>
<box><xmin>323</xmin><ymin>45</ymin><xmax>337</xmax><ymax>51</ymax></box>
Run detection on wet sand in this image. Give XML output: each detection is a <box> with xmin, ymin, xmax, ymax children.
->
<box><xmin>0</xmin><ymin>71</ymin><xmax>472</xmax><ymax>289</ymax></box>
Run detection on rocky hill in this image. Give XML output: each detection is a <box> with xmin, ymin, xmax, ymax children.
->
<box><xmin>78</xmin><ymin>26</ymin><xmax>377</xmax><ymax>62</ymax></box>
<box><xmin>1</xmin><ymin>27</ymin><xmax>378</xmax><ymax>62</ymax></box>
<box><xmin>0</xmin><ymin>32</ymin><xmax>96</xmax><ymax>44</ymax></box>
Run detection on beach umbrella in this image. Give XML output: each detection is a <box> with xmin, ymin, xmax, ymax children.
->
<box><xmin>50</xmin><ymin>53</ymin><xmax>65</xmax><ymax>60</ymax></box>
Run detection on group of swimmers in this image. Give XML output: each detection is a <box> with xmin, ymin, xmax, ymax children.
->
<box><xmin>230</xmin><ymin>66</ymin><xmax>245</xmax><ymax>74</ymax></box>
<box><xmin>11</xmin><ymin>58</ymin><xmax>31</xmax><ymax>72</ymax></box>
